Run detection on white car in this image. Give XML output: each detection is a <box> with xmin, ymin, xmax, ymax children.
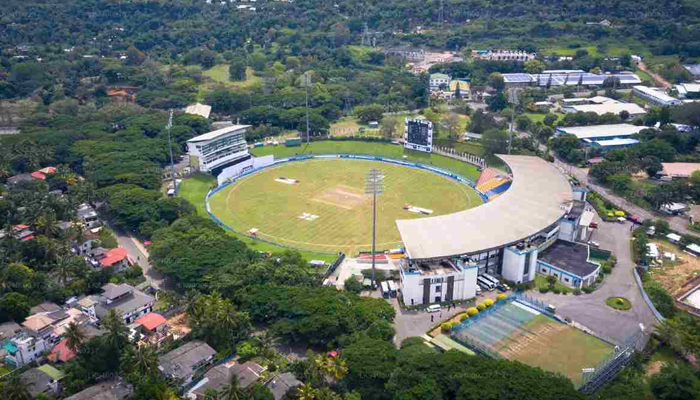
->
<box><xmin>426</xmin><ymin>304</ymin><xmax>441</xmax><ymax>313</ymax></box>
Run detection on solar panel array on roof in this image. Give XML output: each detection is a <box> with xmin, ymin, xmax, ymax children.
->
<box><xmin>502</xmin><ymin>72</ymin><xmax>641</xmax><ymax>87</ymax></box>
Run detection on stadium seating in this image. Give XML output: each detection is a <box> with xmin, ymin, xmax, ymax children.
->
<box><xmin>476</xmin><ymin>167</ymin><xmax>512</xmax><ymax>200</ymax></box>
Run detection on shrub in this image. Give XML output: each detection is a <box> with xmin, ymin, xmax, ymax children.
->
<box><xmin>484</xmin><ymin>299</ymin><xmax>494</xmax><ymax>307</ymax></box>
<box><xmin>236</xmin><ymin>341</ymin><xmax>258</xmax><ymax>361</ymax></box>
<box><xmin>539</xmin><ymin>287</ymin><xmax>550</xmax><ymax>294</ymax></box>
<box><xmin>552</xmin><ymin>288</ymin><xmax>561</xmax><ymax>294</ymax></box>
<box><xmin>573</xmin><ymin>288</ymin><xmax>582</xmax><ymax>296</ymax></box>
<box><xmin>460</xmin><ymin>313</ymin><xmax>469</xmax><ymax>321</ymax></box>
<box><xmin>344</xmin><ymin>277</ymin><xmax>363</xmax><ymax>294</ymax></box>
<box><xmin>477</xmin><ymin>303</ymin><xmax>486</xmax><ymax>311</ymax></box>
<box><xmin>602</xmin><ymin>265</ymin><xmax>612</xmax><ymax>274</ymax></box>
<box><xmin>441</xmin><ymin>322</ymin><xmax>452</xmax><ymax>332</ymax></box>
<box><xmin>582</xmin><ymin>286</ymin><xmax>594</xmax><ymax>294</ymax></box>
<box><xmin>616</xmin><ymin>298</ymin><xmax>625</xmax><ymax>306</ymax></box>
<box><xmin>596</xmin><ymin>276</ymin><xmax>604</xmax><ymax>283</ymax></box>
<box><xmin>451</xmin><ymin>321</ymin><xmax>461</xmax><ymax>329</ymax></box>
<box><xmin>467</xmin><ymin>307</ymin><xmax>479</xmax><ymax>316</ymax></box>
<box><xmin>496</xmin><ymin>294</ymin><xmax>507</xmax><ymax>301</ymax></box>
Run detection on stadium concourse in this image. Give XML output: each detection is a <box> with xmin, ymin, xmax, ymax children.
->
<box><xmin>396</xmin><ymin>155</ymin><xmax>579</xmax><ymax>307</ymax></box>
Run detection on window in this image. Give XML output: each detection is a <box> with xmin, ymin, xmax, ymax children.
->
<box><xmin>435</xmin><ymin>285</ymin><xmax>442</xmax><ymax>293</ymax></box>
<box><xmin>541</xmin><ymin>268</ymin><xmax>547</xmax><ymax>273</ymax></box>
<box><xmin>564</xmin><ymin>278</ymin><xmax>569</xmax><ymax>283</ymax></box>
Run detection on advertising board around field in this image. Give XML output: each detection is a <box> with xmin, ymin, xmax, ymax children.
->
<box><xmin>404</xmin><ymin>118</ymin><xmax>433</xmax><ymax>153</ymax></box>
<box><xmin>217</xmin><ymin>155</ymin><xmax>274</xmax><ymax>186</ymax></box>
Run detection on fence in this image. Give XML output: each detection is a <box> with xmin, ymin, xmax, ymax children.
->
<box><xmin>324</xmin><ymin>253</ymin><xmax>346</xmax><ymax>279</ymax></box>
<box><xmin>432</xmin><ymin>146</ymin><xmax>486</xmax><ymax>169</ymax></box>
<box><xmin>204</xmin><ymin>153</ymin><xmax>484</xmax><ymax>254</ymax></box>
<box><xmin>632</xmin><ymin>268</ymin><xmax>666</xmax><ymax>323</ymax></box>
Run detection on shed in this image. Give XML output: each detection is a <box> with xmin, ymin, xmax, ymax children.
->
<box><xmin>666</xmin><ymin>233</ymin><xmax>682</xmax><ymax>244</ymax></box>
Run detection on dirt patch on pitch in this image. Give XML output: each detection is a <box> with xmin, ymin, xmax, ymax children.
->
<box><xmin>312</xmin><ymin>185</ymin><xmax>368</xmax><ymax>210</ymax></box>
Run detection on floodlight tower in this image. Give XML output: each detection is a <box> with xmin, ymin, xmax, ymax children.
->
<box><xmin>301</xmin><ymin>72</ymin><xmax>312</xmax><ymax>144</ymax></box>
<box><xmin>507</xmin><ymin>88</ymin><xmax>520</xmax><ymax>155</ymax></box>
<box><xmin>166</xmin><ymin>109</ymin><xmax>177</xmax><ymax>195</ymax></box>
<box><xmin>365</xmin><ymin>168</ymin><xmax>385</xmax><ymax>289</ymax></box>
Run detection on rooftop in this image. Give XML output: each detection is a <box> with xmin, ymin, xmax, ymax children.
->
<box><xmin>134</xmin><ymin>312</ymin><xmax>167</xmax><ymax>331</ymax></box>
<box><xmin>590</xmin><ymin>138</ymin><xmax>640</xmax><ymax>147</ymax></box>
<box><xmin>661</xmin><ymin>162</ymin><xmax>700</xmax><ymax>178</ymax></box>
<box><xmin>396</xmin><ymin>155</ymin><xmax>572</xmax><ymax>260</ymax></box>
<box><xmin>185</xmin><ymin>103</ymin><xmax>212</xmax><ymax>119</ymax></box>
<box><xmin>95</xmin><ymin>286</ymin><xmax>155</xmax><ymax>320</ymax></box>
<box><xmin>556</xmin><ymin>124</ymin><xmax>647</xmax><ymax>140</ymax></box>
<box><xmin>267</xmin><ymin>372</ymin><xmax>302</xmax><ymax>400</ymax></box>
<box><xmin>187</xmin><ymin>125</ymin><xmax>251</xmax><ymax>143</ymax></box>
<box><xmin>564</xmin><ymin>102</ymin><xmax>646</xmax><ymax>116</ymax></box>
<box><xmin>538</xmin><ymin>241</ymin><xmax>600</xmax><ymax>278</ymax></box>
<box><xmin>64</xmin><ymin>379</ymin><xmax>134</xmax><ymax>400</ymax></box>
<box><xmin>99</xmin><ymin>248</ymin><xmax>129</xmax><ymax>267</ymax></box>
<box><xmin>158</xmin><ymin>340</ymin><xmax>216</xmax><ymax>380</ymax></box>
<box><xmin>633</xmin><ymin>85</ymin><xmax>681</xmax><ymax>103</ymax></box>
<box><xmin>192</xmin><ymin>360</ymin><xmax>265</xmax><ymax>397</ymax></box>
<box><xmin>683</xmin><ymin>64</ymin><xmax>700</xmax><ymax>76</ymax></box>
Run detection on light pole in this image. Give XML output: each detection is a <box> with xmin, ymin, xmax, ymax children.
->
<box><xmin>301</xmin><ymin>72</ymin><xmax>311</xmax><ymax>144</ymax></box>
<box><xmin>507</xmin><ymin>88</ymin><xmax>520</xmax><ymax>155</ymax></box>
<box><xmin>166</xmin><ymin>109</ymin><xmax>177</xmax><ymax>195</ymax></box>
<box><xmin>365</xmin><ymin>168</ymin><xmax>385</xmax><ymax>290</ymax></box>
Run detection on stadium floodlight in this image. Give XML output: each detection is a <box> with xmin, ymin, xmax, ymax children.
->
<box><xmin>166</xmin><ymin>109</ymin><xmax>177</xmax><ymax>196</ymax></box>
<box><xmin>301</xmin><ymin>72</ymin><xmax>312</xmax><ymax>144</ymax></box>
<box><xmin>365</xmin><ymin>168</ymin><xmax>385</xmax><ymax>290</ymax></box>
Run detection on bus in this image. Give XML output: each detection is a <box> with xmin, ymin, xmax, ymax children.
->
<box><xmin>387</xmin><ymin>280</ymin><xmax>397</xmax><ymax>298</ymax></box>
<box><xmin>477</xmin><ymin>276</ymin><xmax>495</xmax><ymax>291</ymax></box>
<box><xmin>380</xmin><ymin>281</ymin><xmax>390</xmax><ymax>298</ymax></box>
<box><xmin>482</xmin><ymin>273</ymin><xmax>500</xmax><ymax>286</ymax></box>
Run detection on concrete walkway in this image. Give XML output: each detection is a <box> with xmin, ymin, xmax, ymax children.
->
<box><xmin>529</xmin><ymin>208</ymin><xmax>659</xmax><ymax>345</ymax></box>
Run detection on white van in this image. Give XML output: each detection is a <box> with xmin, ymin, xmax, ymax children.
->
<box><xmin>477</xmin><ymin>276</ymin><xmax>496</xmax><ymax>291</ymax></box>
<box><xmin>427</xmin><ymin>304</ymin><xmax>441</xmax><ymax>313</ymax></box>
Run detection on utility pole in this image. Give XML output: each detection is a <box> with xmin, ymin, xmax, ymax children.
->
<box><xmin>166</xmin><ymin>109</ymin><xmax>177</xmax><ymax>195</ymax></box>
<box><xmin>439</xmin><ymin>0</ymin><xmax>444</xmax><ymax>28</ymax></box>
<box><xmin>302</xmin><ymin>72</ymin><xmax>311</xmax><ymax>144</ymax></box>
<box><xmin>507</xmin><ymin>88</ymin><xmax>519</xmax><ymax>155</ymax></box>
<box><xmin>365</xmin><ymin>169</ymin><xmax>385</xmax><ymax>290</ymax></box>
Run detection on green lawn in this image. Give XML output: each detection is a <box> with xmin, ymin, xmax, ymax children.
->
<box><xmin>433</xmin><ymin>139</ymin><xmax>485</xmax><ymax>157</ymax></box>
<box><xmin>178</xmin><ymin>173</ymin><xmax>338</xmax><ymax>262</ymax></box>
<box><xmin>533</xmin><ymin>274</ymin><xmax>572</xmax><ymax>294</ymax></box>
<box><xmin>208</xmin><ymin>159</ymin><xmax>482</xmax><ymax>254</ymax></box>
<box><xmin>513</xmin><ymin>315</ymin><xmax>614</xmax><ymax>387</ymax></box>
<box><xmin>197</xmin><ymin>65</ymin><xmax>262</xmax><ymax>99</ymax></box>
<box><xmin>606</xmin><ymin>297</ymin><xmax>633</xmax><ymax>311</ymax></box>
<box><xmin>524</xmin><ymin>112</ymin><xmax>563</xmax><ymax>125</ymax></box>
<box><xmin>250</xmin><ymin>140</ymin><xmax>482</xmax><ymax>182</ymax></box>
<box><xmin>635</xmin><ymin>69</ymin><xmax>655</xmax><ymax>85</ymax></box>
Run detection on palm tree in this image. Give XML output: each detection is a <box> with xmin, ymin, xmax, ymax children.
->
<box><xmin>64</xmin><ymin>322</ymin><xmax>87</xmax><ymax>353</ymax></box>
<box><xmin>218</xmin><ymin>374</ymin><xmax>245</xmax><ymax>400</ymax></box>
<box><xmin>103</xmin><ymin>310</ymin><xmax>128</xmax><ymax>349</ymax></box>
<box><xmin>36</xmin><ymin>210</ymin><xmax>60</xmax><ymax>237</ymax></box>
<box><xmin>297</xmin><ymin>383</ymin><xmax>317</xmax><ymax>400</ymax></box>
<box><xmin>1</xmin><ymin>373</ymin><xmax>32</xmax><ymax>400</ymax></box>
<box><xmin>121</xmin><ymin>344</ymin><xmax>158</xmax><ymax>375</ymax></box>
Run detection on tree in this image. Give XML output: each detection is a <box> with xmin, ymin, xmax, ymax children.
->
<box><xmin>441</xmin><ymin>113</ymin><xmax>461</xmax><ymax>140</ymax></box>
<box><xmin>64</xmin><ymin>322</ymin><xmax>87</xmax><ymax>353</ymax></box>
<box><xmin>344</xmin><ymin>277</ymin><xmax>363</xmax><ymax>294</ymax></box>
<box><xmin>543</xmin><ymin>113</ymin><xmax>558</xmax><ymax>127</ymax></box>
<box><xmin>524</xmin><ymin>59</ymin><xmax>546</xmax><ymax>74</ymax></box>
<box><xmin>489</xmin><ymin>73</ymin><xmax>505</xmax><ymax>91</ymax></box>
<box><xmin>1</xmin><ymin>373</ymin><xmax>32</xmax><ymax>400</ymax></box>
<box><xmin>229</xmin><ymin>61</ymin><xmax>247</xmax><ymax>81</ymax></box>
<box><xmin>643</xmin><ymin>156</ymin><xmax>663</xmax><ymax>177</ymax></box>
<box><xmin>379</xmin><ymin>117</ymin><xmax>398</xmax><ymax>139</ymax></box>
<box><xmin>0</xmin><ymin>292</ymin><xmax>31</xmax><ymax>322</ymax></box>
<box><xmin>620</xmin><ymin>110</ymin><xmax>630</xmax><ymax>121</ymax></box>
<box><xmin>487</xmin><ymin>92</ymin><xmax>508</xmax><ymax>111</ymax></box>
<box><xmin>649</xmin><ymin>362</ymin><xmax>700</xmax><ymax>400</ymax></box>
<box><xmin>354</xmin><ymin>104</ymin><xmax>384</xmax><ymax>124</ymax></box>
<box><xmin>121</xmin><ymin>344</ymin><xmax>159</xmax><ymax>376</ymax></box>
<box><xmin>546</xmin><ymin>275</ymin><xmax>557</xmax><ymax>289</ymax></box>
<box><xmin>454</xmin><ymin>82</ymin><xmax>462</xmax><ymax>99</ymax></box>
<box><xmin>482</xmin><ymin>129</ymin><xmax>509</xmax><ymax>155</ymax></box>
<box><xmin>515</xmin><ymin>115</ymin><xmax>531</xmax><ymax>131</ymax></box>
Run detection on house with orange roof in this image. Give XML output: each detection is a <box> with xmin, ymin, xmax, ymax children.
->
<box><xmin>135</xmin><ymin>313</ymin><xmax>167</xmax><ymax>333</ymax></box>
<box><xmin>98</xmin><ymin>247</ymin><xmax>131</xmax><ymax>271</ymax></box>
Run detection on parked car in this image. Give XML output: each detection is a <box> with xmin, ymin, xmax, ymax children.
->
<box><xmin>627</xmin><ymin>215</ymin><xmax>643</xmax><ymax>225</ymax></box>
<box><xmin>426</xmin><ymin>304</ymin><xmax>441</xmax><ymax>313</ymax></box>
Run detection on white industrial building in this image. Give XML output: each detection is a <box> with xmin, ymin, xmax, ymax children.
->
<box><xmin>187</xmin><ymin>125</ymin><xmax>251</xmax><ymax>174</ymax></box>
<box><xmin>396</xmin><ymin>155</ymin><xmax>589</xmax><ymax>304</ymax></box>
<box><xmin>562</xmin><ymin>101</ymin><xmax>646</xmax><ymax>117</ymax></box>
<box><xmin>633</xmin><ymin>85</ymin><xmax>682</xmax><ymax>106</ymax></box>
<box><xmin>555</xmin><ymin>124</ymin><xmax>647</xmax><ymax>142</ymax></box>
<box><xmin>675</xmin><ymin>83</ymin><xmax>700</xmax><ymax>99</ymax></box>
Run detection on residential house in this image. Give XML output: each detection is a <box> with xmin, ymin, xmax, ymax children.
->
<box><xmin>6</xmin><ymin>173</ymin><xmax>33</xmax><ymax>185</ymax></box>
<box><xmin>78</xmin><ymin>203</ymin><xmax>101</xmax><ymax>228</ymax></box>
<box><xmin>0</xmin><ymin>321</ymin><xmax>21</xmax><ymax>341</ymax></box>
<box><xmin>31</xmin><ymin>302</ymin><xmax>61</xmax><ymax>315</ymax></box>
<box><xmin>74</xmin><ymin>228</ymin><xmax>101</xmax><ymax>256</ymax></box>
<box><xmin>267</xmin><ymin>373</ymin><xmax>302</xmax><ymax>400</ymax></box>
<box><xmin>158</xmin><ymin>340</ymin><xmax>217</xmax><ymax>386</ymax></box>
<box><xmin>64</xmin><ymin>379</ymin><xmax>134</xmax><ymax>400</ymax></box>
<box><xmin>80</xmin><ymin>283</ymin><xmax>155</xmax><ymax>325</ymax></box>
<box><xmin>99</xmin><ymin>248</ymin><xmax>131</xmax><ymax>271</ymax></box>
<box><xmin>48</xmin><ymin>325</ymin><xmax>104</xmax><ymax>363</ymax></box>
<box><xmin>131</xmin><ymin>312</ymin><xmax>171</xmax><ymax>348</ymax></box>
<box><xmin>188</xmin><ymin>360</ymin><xmax>266</xmax><ymax>399</ymax></box>
<box><xmin>19</xmin><ymin>364</ymin><xmax>65</xmax><ymax>398</ymax></box>
<box><xmin>429</xmin><ymin>73</ymin><xmax>450</xmax><ymax>91</ymax></box>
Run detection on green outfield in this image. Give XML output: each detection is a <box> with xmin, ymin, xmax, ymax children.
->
<box><xmin>249</xmin><ymin>140</ymin><xmax>482</xmax><ymax>182</ymax></box>
<box><xmin>208</xmin><ymin>159</ymin><xmax>483</xmax><ymax>254</ymax></box>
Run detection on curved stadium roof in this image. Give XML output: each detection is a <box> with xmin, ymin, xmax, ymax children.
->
<box><xmin>396</xmin><ymin>155</ymin><xmax>573</xmax><ymax>260</ymax></box>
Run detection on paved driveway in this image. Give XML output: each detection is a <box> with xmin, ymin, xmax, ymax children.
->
<box><xmin>529</xmin><ymin>211</ymin><xmax>658</xmax><ymax>345</ymax></box>
<box><xmin>109</xmin><ymin>222</ymin><xmax>170</xmax><ymax>290</ymax></box>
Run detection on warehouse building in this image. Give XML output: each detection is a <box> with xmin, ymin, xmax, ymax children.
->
<box><xmin>633</xmin><ymin>85</ymin><xmax>682</xmax><ymax>106</ymax></box>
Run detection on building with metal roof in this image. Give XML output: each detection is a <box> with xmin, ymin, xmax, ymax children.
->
<box><xmin>683</xmin><ymin>64</ymin><xmax>700</xmax><ymax>78</ymax></box>
<box><xmin>554</xmin><ymin>124</ymin><xmax>647</xmax><ymax>141</ymax></box>
<box><xmin>633</xmin><ymin>85</ymin><xmax>682</xmax><ymax>106</ymax></box>
<box><xmin>502</xmin><ymin>72</ymin><xmax>641</xmax><ymax>88</ymax></box>
<box><xmin>562</xmin><ymin>101</ymin><xmax>646</xmax><ymax>117</ymax></box>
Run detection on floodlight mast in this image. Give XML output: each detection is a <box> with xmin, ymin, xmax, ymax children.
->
<box><xmin>365</xmin><ymin>169</ymin><xmax>385</xmax><ymax>290</ymax></box>
<box><xmin>166</xmin><ymin>109</ymin><xmax>177</xmax><ymax>195</ymax></box>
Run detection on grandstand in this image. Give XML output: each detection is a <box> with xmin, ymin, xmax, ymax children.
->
<box><xmin>475</xmin><ymin>167</ymin><xmax>512</xmax><ymax>200</ymax></box>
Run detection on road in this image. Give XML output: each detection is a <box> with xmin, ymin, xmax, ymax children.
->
<box><xmin>109</xmin><ymin>222</ymin><xmax>169</xmax><ymax>290</ymax></box>
<box><xmin>638</xmin><ymin>61</ymin><xmax>671</xmax><ymax>89</ymax></box>
<box><xmin>529</xmin><ymin>211</ymin><xmax>658</xmax><ymax>345</ymax></box>
<box><xmin>553</xmin><ymin>159</ymin><xmax>698</xmax><ymax>237</ymax></box>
